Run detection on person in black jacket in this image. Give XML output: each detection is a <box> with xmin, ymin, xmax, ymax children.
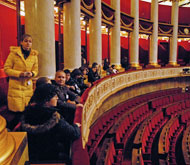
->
<box><xmin>64</xmin><ymin>69</ymin><xmax>81</xmax><ymax>96</ymax></box>
<box><xmin>21</xmin><ymin>84</ymin><xmax>81</xmax><ymax>164</ymax></box>
<box><xmin>71</xmin><ymin>68</ymin><xmax>89</xmax><ymax>95</ymax></box>
<box><xmin>88</xmin><ymin>62</ymin><xmax>100</xmax><ymax>84</ymax></box>
<box><xmin>52</xmin><ymin>70</ymin><xmax>83</xmax><ymax>124</ymax></box>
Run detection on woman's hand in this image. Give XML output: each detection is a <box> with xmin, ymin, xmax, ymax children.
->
<box><xmin>20</xmin><ymin>72</ymin><xmax>33</xmax><ymax>78</ymax></box>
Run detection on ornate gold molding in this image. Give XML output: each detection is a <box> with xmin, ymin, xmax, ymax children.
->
<box><xmin>0</xmin><ymin>116</ymin><xmax>16</xmax><ymax>165</ymax></box>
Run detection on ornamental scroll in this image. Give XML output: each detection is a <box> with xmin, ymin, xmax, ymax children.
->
<box><xmin>81</xmin><ymin>0</ymin><xmax>95</xmax><ymax>17</ymax></box>
<box><xmin>139</xmin><ymin>18</ymin><xmax>153</xmax><ymax>34</ymax></box>
<box><xmin>178</xmin><ymin>25</ymin><xmax>190</xmax><ymax>38</ymax></box>
<box><xmin>158</xmin><ymin>22</ymin><xmax>173</xmax><ymax>36</ymax></box>
<box><xmin>120</xmin><ymin>12</ymin><xmax>134</xmax><ymax>32</ymax></box>
<box><xmin>101</xmin><ymin>2</ymin><xmax>115</xmax><ymax>26</ymax></box>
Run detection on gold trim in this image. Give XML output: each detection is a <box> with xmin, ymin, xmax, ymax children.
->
<box><xmin>121</xmin><ymin>26</ymin><xmax>133</xmax><ymax>32</ymax></box>
<box><xmin>121</xmin><ymin>19</ymin><xmax>133</xmax><ymax>28</ymax></box>
<box><xmin>101</xmin><ymin>10</ymin><xmax>114</xmax><ymax>21</ymax></box>
<box><xmin>158</xmin><ymin>33</ymin><xmax>172</xmax><ymax>37</ymax></box>
<box><xmin>81</xmin><ymin>6</ymin><xmax>94</xmax><ymax>17</ymax></box>
<box><xmin>178</xmin><ymin>34</ymin><xmax>190</xmax><ymax>38</ymax></box>
<box><xmin>179</xmin><ymin>29</ymin><xmax>185</xmax><ymax>35</ymax></box>
<box><xmin>0</xmin><ymin>116</ymin><xmax>16</xmax><ymax>165</ymax></box>
<box><xmin>129</xmin><ymin>63</ymin><xmax>142</xmax><ymax>69</ymax></box>
<box><xmin>146</xmin><ymin>63</ymin><xmax>161</xmax><ymax>68</ymax></box>
<box><xmin>0</xmin><ymin>1</ymin><xmax>16</xmax><ymax>10</ymax></box>
<box><xmin>102</xmin><ymin>19</ymin><xmax>114</xmax><ymax>26</ymax></box>
<box><xmin>159</xmin><ymin>27</ymin><xmax>173</xmax><ymax>34</ymax></box>
<box><xmin>81</xmin><ymin>0</ymin><xmax>94</xmax><ymax>10</ymax></box>
<box><xmin>167</xmin><ymin>62</ymin><xmax>180</xmax><ymax>67</ymax></box>
<box><xmin>139</xmin><ymin>24</ymin><xmax>152</xmax><ymax>31</ymax></box>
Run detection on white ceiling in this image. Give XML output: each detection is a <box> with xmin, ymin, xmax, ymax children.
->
<box><xmin>141</xmin><ymin>0</ymin><xmax>190</xmax><ymax>7</ymax></box>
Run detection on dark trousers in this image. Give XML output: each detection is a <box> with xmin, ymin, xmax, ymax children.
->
<box><xmin>6</xmin><ymin>110</ymin><xmax>23</xmax><ymax>131</ymax></box>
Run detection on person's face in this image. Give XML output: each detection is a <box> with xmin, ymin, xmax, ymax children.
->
<box><xmin>45</xmin><ymin>95</ymin><xmax>58</xmax><ymax>107</ymax></box>
<box><xmin>21</xmin><ymin>37</ymin><xmax>32</xmax><ymax>51</ymax></box>
<box><xmin>83</xmin><ymin>69</ymin><xmax>87</xmax><ymax>75</ymax></box>
<box><xmin>65</xmin><ymin>73</ymin><xmax>71</xmax><ymax>82</ymax></box>
<box><xmin>55</xmin><ymin>72</ymin><xmax>66</xmax><ymax>86</ymax></box>
<box><xmin>92</xmin><ymin>65</ymin><xmax>98</xmax><ymax>72</ymax></box>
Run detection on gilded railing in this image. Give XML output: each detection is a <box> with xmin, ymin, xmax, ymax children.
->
<box><xmin>0</xmin><ymin>116</ymin><xmax>16</xmax><ymax>165</ymax></box>
<box><xmin>81</xmin><ymin>67</ymin><xmax>190</xmax><ymax>147</ymax></box>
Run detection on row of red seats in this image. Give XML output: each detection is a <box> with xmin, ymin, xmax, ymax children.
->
<box><xmin>109</xmin><ymin>103</ymin><xmax>150</xmax><ymax>146</ymax></box>
<box><xmin>182</xmin><ymin>123</ymin><xmax>190</xmax><ymax>165</ymax></box>
<box><xmin>85</xmin><ymin>91</ymin><xmax>163</xmax><ymax>159</ymax></box>
<box><xmin>96</xmin><ymin>138</ymin><xmax>122</xmax><ymax>165</ymax></box>
<box><xmin>132</xmin><ymin>109</ymin><xmax>168</xmax><ymax>164</ymax></box>
<box><xmin>165</xmin><ymin>100</ymin><xmax>188</xmax><ymax>117</ymax></box>
<box><xmin>181</xmin><ymin>107</ymin><xmax>190</xmax><ymax>124</ymax></box>
<box><xmin>72</xmin><ymin>88</ymin><xmax>184</xmax><ymax>164</ymax></box>
<box><xmin>150</xmin><ymin>91</ymin><xmax>189</xmax><ymax>110</ymax></box>
<box><xmin>158</xmin><ymin>117</ymin><xmax>184</xmax><ymax>164</ymax></box>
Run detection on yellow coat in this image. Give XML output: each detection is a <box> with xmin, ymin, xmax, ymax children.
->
<box><xmin>4</xmin><ymin>46</ymin><xmax>38</xmax><ymax>112</ymax></box>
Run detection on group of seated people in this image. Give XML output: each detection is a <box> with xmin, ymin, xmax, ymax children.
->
<box><xmin>11</xmin><ymin>61</ymin><xmax>119</xmax><ymax>164</ymax></box>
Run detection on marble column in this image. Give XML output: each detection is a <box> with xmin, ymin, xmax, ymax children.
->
<box><xmin>63</xmin><ymin>0</ymin><xmax>81</xmax><ymax>70</ymax></box>
<box><xmin>169</xmin><ymin>0</ymin><xmax>179</xmax><ymax>66</ymax></box>
<box><xmin>110</xmin><ymin>0</ymin><xmax>121</xmax><ymax>70</ymax></box>
<box><xmin>89</xmin><ymin>0</ymin><xmax>102</xmax><ymax>66</ymax></box>
<box><xmin>130</xmin><ymin>0</ymin><xmax>141</xmax><ymax>69</ymax></box>
<box><xmin>25</xmin><ymin>0</ymin><xmax>56</xmax><ymax>78</ymax></box>
<box><xmin>148</xmin><ymin>0</ymin><xmax>160</xmax><ymax>68</ymax></box>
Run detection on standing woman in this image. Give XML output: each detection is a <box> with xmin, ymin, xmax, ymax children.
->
<box><xmin>4</xmin><ymin>34</ymin><xmax>38</xmax><ymax>128</ymax></box>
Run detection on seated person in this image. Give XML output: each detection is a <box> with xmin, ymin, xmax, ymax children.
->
<box><xmin>103</xmin><ymin>58</ymin><xmax>109</xmax><ymax>71</ymax></box>
<box><xmin>29</xmin><ymin>77</ymin><xmax>52</xmax><ymax>105</ymax></box>
<box><xmin>79</xmin><ymin>66</ymin><xmax>91</xmax><ymax>88</ymax></box>
<box><xmin>71</xmin><ymin>69</ymin><xmax>89</xmax><ymax>95</ymax></box>
<box><xmin>111</xmin><ymin>65</ymin><xmax>119</xmax><ymax>74</ymax></box>
<box><xmin>106</xmin><ymin>65</ymin><xmax>114</xmax><ymax>75</ymax></box>
<box><xmin>64</xmin><ymin>69</ymin><xmax>81</xmax><ymax>96</ymax></box>
<box><xmin>88</xmin><ymin>62</ymin><xmax>100</xmax><ymax>84</ymax></box>
<box><xmin>52</xmin><ymin>70</ymin><xmax>83</xmax><ymax>124</ymax></box>
<box><xmin>21</xmin><ymin>84</ymin><xmax>81</xmax><ymax>164</ymax></box>
<box><xmin>35</xmin><ymin>76</ymin><xmax>52</xmax><ymax>87</ymax></box>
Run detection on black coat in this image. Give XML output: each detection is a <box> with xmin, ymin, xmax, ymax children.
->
<box><xmin>88</xmin><ymin>68</ymin><xmax>100</xmax><ymax>83</ymax></box>
<box><xmin>21</xmin><ymin>105</ymin><xmax>80</xmax><ymax>163</ymax></box>
<box><xmin>51</xmin><ymin>81</ymin><xmax>81</xmax><ymax>124</ymax></box>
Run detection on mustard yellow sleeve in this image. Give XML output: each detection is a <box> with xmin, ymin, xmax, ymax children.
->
<box><xmin>4</xmin><ymin>53</ymin><xmax>22</xmax><ymax>78</ymax></box>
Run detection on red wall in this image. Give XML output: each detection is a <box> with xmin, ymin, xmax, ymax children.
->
<box><xmin>179</xmin><ymin>7</ymin><xmax>190</xmax><ymax>25</ymax></box>
<box><xmin>120</xmin><ymin>0</ymin><xmax>131</xmax><ymax>14</ymax></box>
<box><xmin>159</xmin><ymin>5</ymin><xmax>171</xmax><ymax>23</ymax></box>
<box><xmin>139</xmin><ymin>1</ymin><xmax>151</xmax><ymax>20</ymax></box>
<box><xmin>0</xmin><ymin>4</ymin><xmax>17</xmax><ymax>67</ymax></box>
<box><xmin>102</xmin><ymin>0</ymin><xmax>111</xmax><ymax>5</ymax></box>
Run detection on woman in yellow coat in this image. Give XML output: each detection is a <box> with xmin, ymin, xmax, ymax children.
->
<box><xmin>4</xmin><ymin>34</ymin><xmax>38</xmax><ymax>114</ymax></box>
